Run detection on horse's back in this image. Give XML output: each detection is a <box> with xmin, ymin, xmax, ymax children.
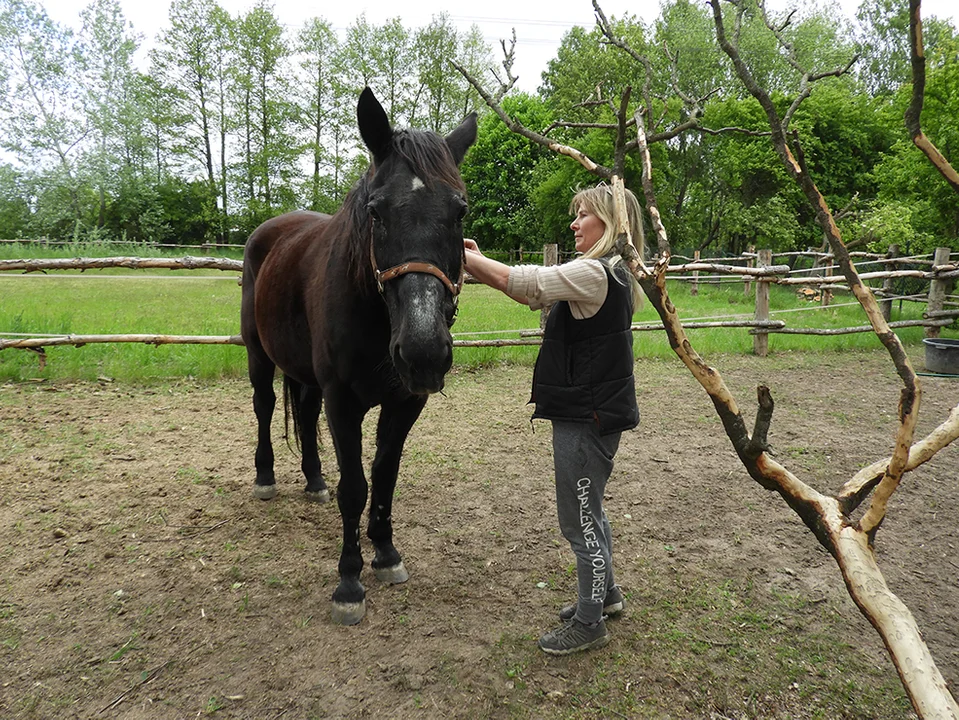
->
<box><xmin>243</xmin><ymin>210</ymin><xmax>331</xmax><ymax>275</ymax></box>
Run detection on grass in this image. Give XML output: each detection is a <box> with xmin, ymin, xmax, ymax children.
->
<box><xmin>489</xmin><ymin>572</ymin><xmax>913</xmax><ymax>719</ymax></box>
<box><xmin>0</xmin><ymin>243</ymin><xmax>953</xmax><ymax>382</ymax></box>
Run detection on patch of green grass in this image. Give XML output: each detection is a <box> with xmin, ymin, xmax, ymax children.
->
<box><xmin>481</xmin><ymin>571</ymin><xmax>912</xmax><ymax>720</ymax></box>
<box><xmin>204</xmin><ymin>696</ymin><xmax>224</xmax><ymax>714</ymax></box>
<box><xmin>1</xmin><ymin>245</ymin><xmax>950</xmax><ymax>381</ymax></box>
<box><xmin>107</xmin><ymin>634</ymin><xmax>139</xmax><ymax>662</ymax></box>
<box><xmin>0</xmin><ymin>256</ymin><xmax>245</xmax><ymax>381</ymax></box>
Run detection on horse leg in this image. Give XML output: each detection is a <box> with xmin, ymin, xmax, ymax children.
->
<box><xmin>296</xmin><ymin>384</ymin><xmax>329</xmax><ymax>503</ymax></box>
<box><xmin>323</xmin><ymin>385</ymin><xmax>370</xmax><ymax>625</ymax></box>
<box><xmin>368</xmin><ymin>396</ymin><xmax>428</xmax><ymax>584</ymax></box>
<box><xmin>249</xmin><ymin>350</ymin><xmax>278</xmax><ymax>500</ymax></box>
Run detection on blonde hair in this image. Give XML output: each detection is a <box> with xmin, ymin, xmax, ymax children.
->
<box><xmin>569</xmin><ymin>183</ymin><xmax>645</xmax><ymax>310</ymax></box>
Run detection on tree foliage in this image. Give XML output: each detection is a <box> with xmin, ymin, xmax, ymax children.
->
<box><xmin>0</xmin><ymin>0</ymin><xmax>955</xmax><ymax>254</ymax></box>
<box><xmin>0</xmin><ymin>0</ymin><xmax>493</xmax><ymax>244</ymax></box>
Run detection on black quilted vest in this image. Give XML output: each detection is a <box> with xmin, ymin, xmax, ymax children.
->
<box><xmin>529</xmin><ymin>261</ymin><xmax>639</xmax><ymax>435</ymax></box>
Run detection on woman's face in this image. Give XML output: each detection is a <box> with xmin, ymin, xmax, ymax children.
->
<box><xmin>570</xmin><ymin>205</ymin><xmax>605</xmax><ymax>254</ymax></box>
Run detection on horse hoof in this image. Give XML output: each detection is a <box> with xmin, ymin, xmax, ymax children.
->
<box><xmin>304</xmin><ymin>489</ymin><xmax>330</xmax><ymax>503</ymax></box>
<box><xmin>252</xmin><ymin>484</ymin><xmax>277</xmax><ymax>500</ymax></box>
<box><xmin>373</xmin><ymin>561</ymin><xmax>409</xmax><ymax>584</ymax></box>
<box><xmin>331</xmin><ymin>600</ymin><xmax>366</xmax><ymax>625</ymax></box>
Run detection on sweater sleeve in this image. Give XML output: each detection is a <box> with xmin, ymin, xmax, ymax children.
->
<box><xmin>506</xmin><ymin>259</ymin><xmax>608</xmax><ymax>319</ymax></box>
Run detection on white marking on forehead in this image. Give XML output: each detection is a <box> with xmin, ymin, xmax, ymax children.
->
<box><xmin>410</xmin><ymin>176</ymin><xmax>425</xmax><ymax>192</ymax></box>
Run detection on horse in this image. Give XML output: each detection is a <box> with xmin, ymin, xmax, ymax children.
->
<box><xmin>240</xmin><ymin>87</ymin><xmax>477</xmax><ymax>625</ymax></box>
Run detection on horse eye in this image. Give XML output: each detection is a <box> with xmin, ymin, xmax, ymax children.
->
<box><xmin>455</xmin><ymin>202</ymin><xmax>468</xmax><ymax>223</ymax></box>
<box><xmin>367</xmin><ymin>204</ymin><xmax>382</xmax><ymax>222</ymax></box>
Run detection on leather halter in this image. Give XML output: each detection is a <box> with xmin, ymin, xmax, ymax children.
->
<box><xmin>369</xmin><ymin>228</ymin><xmax>465</xmax><ymax>298</ymax></box>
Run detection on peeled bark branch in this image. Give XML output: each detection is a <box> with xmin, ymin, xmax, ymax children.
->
<box><xmin>451</xmin><ymin>59</ymin><xmax>613</xmax><ymax>178</ymax></box>
<box><xmin>0</xmin><ymin>256</ymin><xmax>243</xmax><ymax>273</ymax></box>
<box><xmin>905</xmin><ymin>0</ymin><xmax>959</xmax><ymax>193</ymax></box>
<box><xmin>839</xmin><ymin>404</ymin><xmax>959</xmax><ymax>515</ymax></box>
<box><xmin>633</xmin><ymin>109</ymin><xmax>671</xmax><ymax>256</ymax></box>
<box><xmin>706</xmin><ymin>1</ymin><xmax>957</xmax><ymax>713</ymax></box>
<box><xmin>456</xmin><ymin>3</ymin><xmax>959</xmax><ymax>711</ymax></box>
<box><xmin>0</xmin><ymin>334</ymin><xmax>244</xmax><ymax>350</ymax></box>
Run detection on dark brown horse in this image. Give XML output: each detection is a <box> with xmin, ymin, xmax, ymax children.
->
<box><xmin>240</xmin><ymin>87</ymin><xmax>477</xmax><ymax>624</ymax></box>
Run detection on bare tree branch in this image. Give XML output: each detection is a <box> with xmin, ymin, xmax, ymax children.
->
<box><xmin>692</xmin><ymin>125</ymin><xmax>772</xmax><ymax>137</ymax></box>
<box><xmin>839</xmin><ymin>404</ymin><xmax>959</xmax><ymax>515</ymax></box>
<box><xmin>451</xmin><ymin>59</ymin><xmax>614</xmax><ymax>179</ymax></box>
<box><xmin>488</xmin><ymin>30</ymin><xmax>519</xmax><ymax>103</ymax></box>
<box><xmin>633</xmin><ymin>108</ymin><xmax>671</xmax><ymax>256</ymax></box>
<box><xmin>456</xmin><ymin>0</ymin><xmax>958</xmax><ymax>712</ymax></box>
<box><xmin>904</xmin><ymin>0</ymin><xmax>959</xmax><ymax>193</ymax></box>
<box><xmin>709</xmin><ymin>0</ymin><xmax>957</xmax><ymax>714</ymax></box>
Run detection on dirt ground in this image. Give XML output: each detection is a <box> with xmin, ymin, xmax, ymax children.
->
<box><xmin>1</xmin><ymin>347</ymin><xmax>957</xmax><ymax>719</ymax></box>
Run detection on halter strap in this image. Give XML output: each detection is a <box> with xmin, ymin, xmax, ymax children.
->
<box><xmin>369</xmin><ymin>228</ymin><xmax>465</xmax><ymax>297</ymax></box>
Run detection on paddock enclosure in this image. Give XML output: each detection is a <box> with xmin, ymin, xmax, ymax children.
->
<box><xmin>1</xmin><ymin>247</ymin><xmax>956</xmax><ymax>363</ymax></box>
<box><xmin>1</xmin><ymin>348</ymin><xmax>957</xmax><ymax>719</ymax></box>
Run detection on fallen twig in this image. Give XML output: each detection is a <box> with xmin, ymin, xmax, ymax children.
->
<box><xmin>98</xmin><ymin>659</ymin><xmax>173</xmax><ymax>714</ymax></box>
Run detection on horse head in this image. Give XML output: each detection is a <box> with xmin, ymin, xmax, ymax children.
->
<box><xmin>357</xmin><ymin>87</ymin><xmax>477</xmax><ymax>395</ymax></box>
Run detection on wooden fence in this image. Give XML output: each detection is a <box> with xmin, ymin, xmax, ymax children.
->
<box><xmin>1</xmin><ymin>248</ymin><xmax>957</xmax><ymax>359</ymax></box>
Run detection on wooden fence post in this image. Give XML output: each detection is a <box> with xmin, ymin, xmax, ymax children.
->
<box><xmin>925</xmin><ymin>246</ymin><xmax>952</xmax><ymax>339</ymax></box>
<box><xmin>754</xmin><ymin>248</ymin><xmax>772</xmax><ymax>357</ymax></box>
<box><xmin>744</xmin><ymin>244</ymin><xmax>755</xmax><ymax>295</ymax></box>
<box><xmin>821</xmin><ymin>258</ymin><xmax>833</xmax><ymax>307</ymax></box>
<box><xmin>540</xmin><ymin>243</ymin><xmax>558</xmax><ymax>330</ymax></box>
<box><xmin>880</xmin><ymin>244</ymin><xmax>899</xmax><ymax>322</ymax></box>
<box><xmin>691</xmin><ymin>250</ymin><xmax>700</xmax><ymax>296</ymax></box>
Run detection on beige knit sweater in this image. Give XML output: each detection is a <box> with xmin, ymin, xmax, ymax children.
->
<box><xmin>506</xmin><ymin>258</ymin><xmax>609</xmax><ymax>320</ymax></box>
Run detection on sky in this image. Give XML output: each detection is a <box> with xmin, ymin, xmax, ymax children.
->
<box><xmin>40</xmin><ymin>0</ymin><xmax>959</xmax><ymax>94</ymax></box>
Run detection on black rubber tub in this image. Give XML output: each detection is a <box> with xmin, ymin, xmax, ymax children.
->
<box><xmin>922</xmin><ymin>337</ymin><xmax>959</xmax><ymax>375</ymax></box>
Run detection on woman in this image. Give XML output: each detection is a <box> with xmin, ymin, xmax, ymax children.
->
<box><xmin>463</xmin><ymin>183</ymin><xmax>644</xmax><ymax>655</ymax></box>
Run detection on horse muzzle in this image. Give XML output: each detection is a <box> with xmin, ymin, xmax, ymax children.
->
<box><xmin>390</xmin><ymin>330</ymin><xmax>453</xmax><ymax>395</ymax></box>
<box><xmin>385</xmin><ymin>275</ymin><xmax>456</xmax><ymax>395</ymax></box>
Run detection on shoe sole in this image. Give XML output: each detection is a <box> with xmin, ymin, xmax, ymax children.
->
<box><xmin>539</xmin><ymin>633</ymin><xmax>610</xmax><ymax>656</ymax></box>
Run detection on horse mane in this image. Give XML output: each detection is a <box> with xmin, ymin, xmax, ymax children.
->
<box><xmin>329</xmin><ymin>127</ymin><xmax>467</xmax><ymax>293</ymax></box>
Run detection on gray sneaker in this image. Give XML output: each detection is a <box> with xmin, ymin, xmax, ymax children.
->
<box><xmin>538</xmin><ymin>618</ymin><xmax>610</xmax><ymax>656</ymax></box>
<box><xmin>559</xmin><ymin>585</ymin><xmax>625</xmax><ymax>621</ymax></box>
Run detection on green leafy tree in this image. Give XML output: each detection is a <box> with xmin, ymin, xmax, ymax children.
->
<box><xmin>541</xmin><ymin>21</ymin><xmax>650</xmax><ymax>123</ymax></box>
<box><xmin>75</xmin><ymin>0</ymin><xmax>139</xmax><ymax>231</ymax></box>
<box><xmin>342</xmin><ymin>14</ymin><xmax>380</xmax><ymax>91</ymax></box>
<box><xmin>461</xmin><ymin>93</ymin><xmax>554</xmax><ymax>252</ymax></box>
<box><xmin>0</xmin><ymin>0</ymin><xmax>86</xmax><ymax>231</ymax></box>
<box><xmin>150</xmin><ymin>0</ymin><xmax>223</xmax><ymax>240</ymax></box>
<box><xmin>412</xmin><ymin>13</ymin><xmax>469</xmax><ymax>132</ymax></box>
<box><xmin>208</xmin><ymin>4</ymin><xmax>234</xmax><ymax>241</ymax></box>
<box><xmin>133</xmin><ymin>71</ymin><xmax>187</xmax><ymax>184</ymax></box>
<box><xmin>863</xmin><ymin>25</ymin><xmax>959</xmax><ymax>252</ymax></box>
<box><xmin>453</xmin><ymin>24</ymin><xmax>494</xmax><ymax>123</ymax></box>
<box><xmin>0</xmin><ymin>163</ymin><xmax>31</xmax><ymax>237</ymax></box>
<box><xmin>370</xmin><ymin>17</ymin><xmax>415</xmax><ymax>124</ymax></box>
<box><xmin>295</xmin><ymin>17</ymin><xmax>340</xmax><ymax>212</ymax></box>
<box><xmin>231</xmin><ymin>1</ymin><xmax>298</xmax><ymax>233</ymax></box>
<box><xmin>855</xmin><ymin>0</ymin><xmax>912</xmax><ymax>95</ymax></box>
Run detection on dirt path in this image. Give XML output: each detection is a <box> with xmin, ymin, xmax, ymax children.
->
<box><xmin>1</xmin><ymin>348</ymin><xmax>957</xmax><ymax>719</ymax></box>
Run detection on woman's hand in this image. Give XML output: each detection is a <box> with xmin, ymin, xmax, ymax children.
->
<box><xmin>463</xmin><ymin>238</ymin><xmax>484</xmax><ymax>268</ymax></box>
<box><xmin>459</xmin><ymin>237</ymin><xmax>526</xmax><ymax>304</ymax></box>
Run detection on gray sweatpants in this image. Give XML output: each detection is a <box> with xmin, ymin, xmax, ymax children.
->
<box><xmin>551</xmin><ymin>420</ymin><xmax>621</xmax><ymax>625</ymax></box>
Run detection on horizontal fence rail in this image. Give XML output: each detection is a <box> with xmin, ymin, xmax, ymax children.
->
<box><xmin>0</xmin><ymin>334</ymin><xmax>244</xmax><ymax>350</ymax></box>
<box><xmin>1</xmin><ymin>248</ymin><xmax>956</xmax><ymax>361</ymax></box>
<box><xmin>0</xmin><ymin>256</ymin><xmax>243</xmax><ymax>273</ymax></box>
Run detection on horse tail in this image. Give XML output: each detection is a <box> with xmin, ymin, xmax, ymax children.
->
<box><xmin>282</xmin><ymin>374</ymin><xmax>302</xmax><ymax>452</ymax></box>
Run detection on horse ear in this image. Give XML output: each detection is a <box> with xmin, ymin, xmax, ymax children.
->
<box><xmin>445</xmin><ymin>112</ymin><xmax>478</xmax><ymax>166</ymax></box>
<box><xmin>357</xmin><ymin>87</ymin><xmax>393</xmax><ymax>163</ymax></box>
